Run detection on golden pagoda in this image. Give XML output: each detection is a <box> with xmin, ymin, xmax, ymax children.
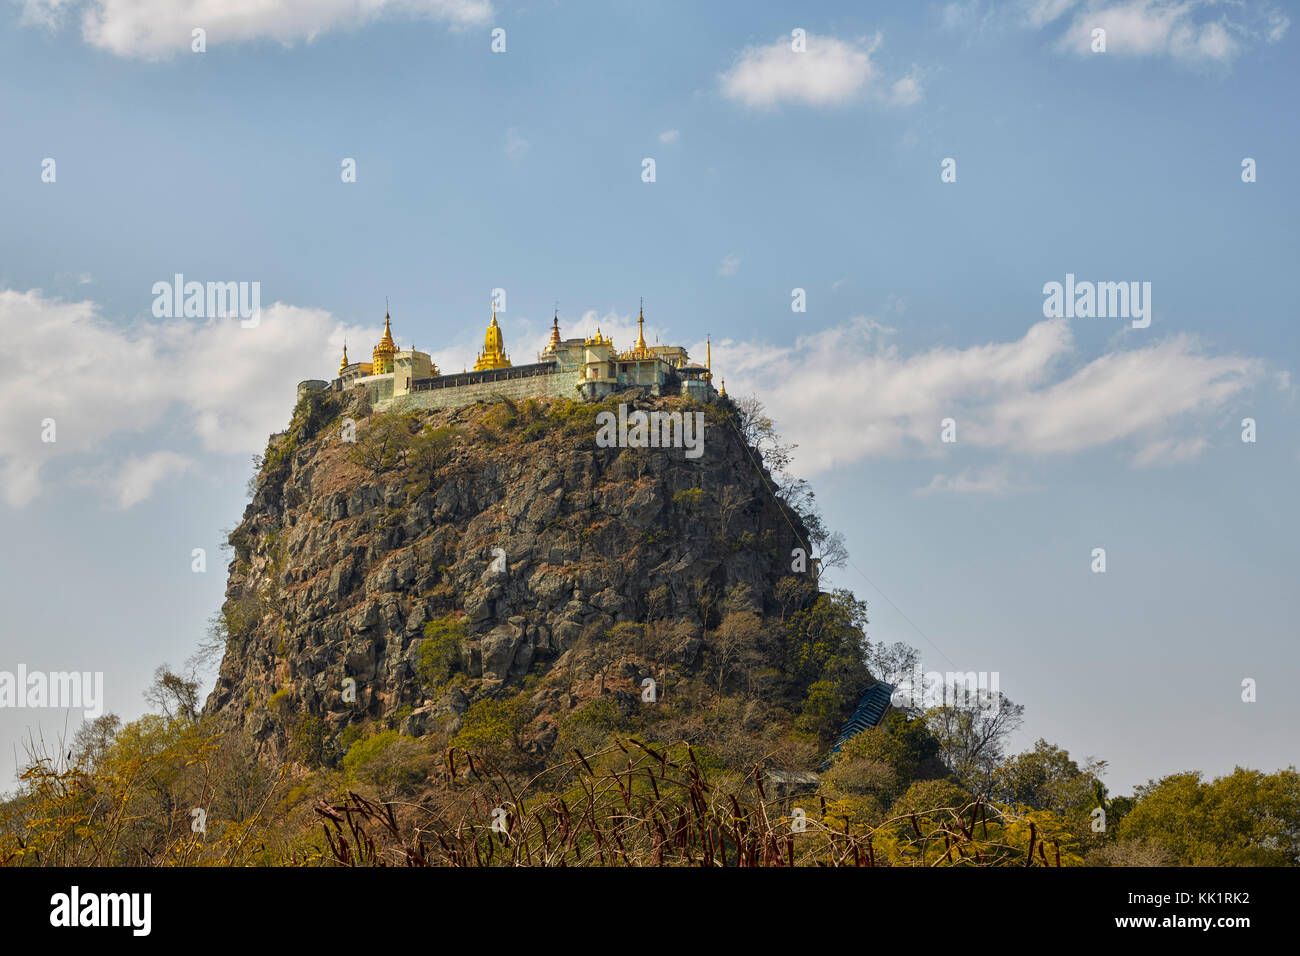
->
<box><xmin>474</xmin><ymin>307</ymin><xmax>512</xmax><ymax>371</ymax></box>
<box><xmin>372</xmin><ymin>311</ymin><xmax>397</xmax><ymax>375</ymax></box>
<box><xmin>542</xmin><ymin>311</ymin><xmax>562</xmax><ymax>354</ymax></box>
<box><xmin>620</xmin><ymin>302</ymin><xmax>655</xmax><ymax>360</ymax></box>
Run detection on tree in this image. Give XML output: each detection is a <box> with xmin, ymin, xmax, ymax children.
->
<box><xmin>143</xmin><ymin>665</ymin><xmax>198</xmax><ymax>722</ymax></box>
<box><xmin>1116</xmin><ymin>767</ymin><xmax>1300</xmax><ymax>866</ymax></box>
<box><xmin>348</xmin><ymin>411</ymin><xmax>417</xmax><ymax>476</ymax></box>
<box><xmin>706</xmin><ymin>610</ymin><xmax>765</xmax><ymax>696</ymax></box>
<box><xmin>864</xmin><ymin>640</ymin><xmax>920</xmax><ymax>691</ymax></box>
<box><xmin>407</xmin><ymin>424</ymin><xmax>461</xmax><ymax>488</ymax></box>
<box><xmin>785</xmin><ymin>590</ymin><xmax>872</xmax><ymax>739</ymax></box>
<box><xmin>451</xmin><ymin>693</ymin><xmax>534</xmax><ymax>762</ymax></box>
<box><xmin>72</xmin><ymin>714</ymin><xmax>121</xmax><ymax>770</ymax></box>
<box><xmin>415</xmin><ymin>615</ymin><xmax>467</xmax><ymax>693</ymax></box>
<box><xmin>924</xmin><ymin>693</ymin><xmax>1024</xmax><ymax>796</ymax></box>
<box><xmin>993</xmin><ymin>739</ymin><xmax>1107</xmax><ymax>817</ymax></box>
<box><xmin>889</xmin><ymin>778</ymin><xmax>974</xmax><ymax>818</ymax></box>
<box><xmin>731</xmin><ymin>394</ymin><xmax>848</xmax><ymax>571</ymax></box>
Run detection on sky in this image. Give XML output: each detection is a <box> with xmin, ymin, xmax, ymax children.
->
<box><xmin>0</xmin><ymin>0</ymin><xmax>1296</xmax><ymax>794</ymax></box>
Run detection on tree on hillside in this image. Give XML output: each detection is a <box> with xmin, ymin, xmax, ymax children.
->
<box><xmin>924</xmin><ymin>694</ymin><xmax>1024</xmax><ymax>796</ymax></box>
<box><xmin>1115</xmin><ymin>767</ymin><xmax>1300</xmax><ymax>866</ymax></box>
<box><xmin>993</xmin><ymin>739</ymin><xmax>1108</xmax><ymax>817</ymax></box>
<box><xmin>864</xmin><ymin>640</ymin><xmax>921</xmax><ymax>693</ymax></box>
<box><xmin>706</xmin><ymin>610</ymin><xmax>765</xmax><ymax>696</ymax></box>
<box><xmin>730</xmin><ymin>394</ymin><xmax>848</xmax><ymax>571</ymax></box>
<box><xmin>349</xmin><ymin>411</ymin><xmax>417</xmax><ymax>476</ymax></box>
<box><xmin>143</xmin><ymin>665</ymin><xmax>199</xmax><ymax>722</ymax></box>
<box><xmin>785</xmin><ymin>589</ymin><xmax>872</xmax><ymax>738</ymax></box>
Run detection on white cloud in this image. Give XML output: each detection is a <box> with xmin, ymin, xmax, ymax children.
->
<box><xmin>15</xmin><ymin>0</ymin><xmax>492</xmax><ymax>59</ymax></box>
<box><xmin>1030</xmin><ymin>0</ymin><xmax>1288</xmax><ymax>65</ymax></box>
<box><xmin>1132</xmin><ymin>435</ymin><xmax>1207</xmax><ymax>467</ymax></box>
<box><xmin>1019</xmin><ymin>0</ymin><xmax>1079</xmax><ymax>28</ymax></box>
<box><xmin>941</xmin><ymin>2</ymin><xmax>984</xmax><ymax>30</ymax></box>
<box><xmin>0</xmin><ymin>289</ymin><xmax>665</xmax><ymax>507</ymax></box>
<box><xmin>504</xmin><ymin>127</ymin><xmax>530</xmax><ymax>161</ymax></box>
<box><xmin>916</xmin><ymin>466</ymin><xmax>1023</xmax><ymax>496</ymax></box>
<box><xmin>717</xmin><ymin>253</ymin><xmax>742</xmax><ymax>277</ymax></box>
<box><xmin>887</xmin><ymin>69</ymin><xmax>925</xmax><ymax>107</ymax></box>
<box><xmin>1265</xmin><ymin>10</ymin><xmax>1290</xmax><ymax>42</ymax></box>
<box><xmin>112</xmin><ymin>451</ymin><xmax>194</xmax><ymax>508</ymax></box>
<box><xmin>658</xmin><ymin>129</ymin><xmax>680</xmax><ymax>144</ymax></box>
<box><xmin>719</xmin><ymin>32</ymin><xmax>922</xmax><ymax>109</ymax></box>
<box><xmin>1</xmin><ymin>289</ymin><xmax>1270</xmax><ymax>507</ymax></box>
<box><xmin>715</xmin><ymin>316</ymin><xmax>1264</xmax><ymax>476</ymax></box>
<box><xmin>0</xmin><ymin>289</ymin><xmax>367</xmax><ymax>506</ymax></box>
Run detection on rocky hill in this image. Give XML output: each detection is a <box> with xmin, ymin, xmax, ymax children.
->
<box><xmin>203</xmin><ymin>387</ymin><xmax>866</xmax><ymax>770</ymax></box>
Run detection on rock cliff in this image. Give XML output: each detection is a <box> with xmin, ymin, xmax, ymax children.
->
<box><xmin>203</xmin><ymin>388</ymin><xmax>830</xmax><ymax>765</ymax></box>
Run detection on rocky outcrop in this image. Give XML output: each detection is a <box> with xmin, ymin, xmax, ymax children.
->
<box><xmin>203</xmin><ymin>390</ymin><xmax>812</xmax><ymax>763</ymax></box>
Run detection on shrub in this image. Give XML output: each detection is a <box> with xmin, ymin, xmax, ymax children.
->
<box><xmin>672</xmin><ymin>488</ymin><xmax>704</xmax><ymax>511</ymax></box>
<box><xmin>416</xmin><ymin>616</ymin><xmax>466</xmax><ymax>693</ymax></box>
<box><xmin>451</xmin><ymin>693</ymin><xmax>532</xmax><ymax>761</ymax></box>
<box><xmin>341</xmin><ymin>730</ymin><xmax>427</xmax><ymax>793</ymax></box>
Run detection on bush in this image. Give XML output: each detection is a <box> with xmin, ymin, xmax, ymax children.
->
<box><xmin>416</xmin><ymin>616</ymin><xmax>466</xmax><ymax>693</ymax></box>
<box><xmin>291</xmin><ymin>714</ymin><xmax>329</xmax><ymax>767</ymax></box>
<box><xmin>672</xmin><ymin>488</ymin><xmax>704</xmax><ymax>512</ymax></box>
<box><xmin>556</xmin><ymin>698</ymin><xmax>625</xmax><ymax>756</ymax></box>
<box><xmin>341</xmin><ymin>730</ymin><xmax>427</xmax><ymax>793</ymax></box>
<box><xmin>451</xmin><ymin>693</ymin><xmax>532</xmax><ymax>761</ymax></box>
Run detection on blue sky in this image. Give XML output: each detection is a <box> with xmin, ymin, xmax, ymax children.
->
<box><xmin>0</xmin><ymin>0</ymin><xmax>1296</xmax><ymax>793</ymax></box>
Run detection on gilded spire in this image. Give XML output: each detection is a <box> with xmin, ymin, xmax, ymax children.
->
<box><xmin>620</xmin><ymin>298</ymin><xmax>654</xmax><ymax>359</ymax></box>
<box><xmin>339</xmin><ymin>341</ymin><xmax>349</xmax><ymax>375</ymax></box>
<box><xmin>372</xmin><ymin>304</ymin><xmax>397</xmax><ymax>374</ymax></box>
<box><xmin>544</xmin><ymin>309</ymin><xmax>561</xmax><ymax>352</ymax></box>
<box><xmin>474</xmin><ymin>301</ymin><xmax>512</xmax><ymax>370</ymax></box>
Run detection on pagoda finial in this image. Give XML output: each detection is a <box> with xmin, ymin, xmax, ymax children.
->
<box><xmin>545</xmin><ymin>305</ymin><xmax>561</xmax><ymax>353</ymax></box>
<box><xmin>635</xmin><ymin>299</ymin><xmax>647</xmax><ymax>351</ymax></box>
<box><xmin>339</xmin><ymin>340</ymin><xmax>349</xmax><ymax>376</ymax></box>
<box><xmin>373</xmin><ymin>301</ymin><xmax>397</xmax><ymax>373</ymax></box>
<box><xmin>474</xmin><ymin>300</ymin><xmax>511</xmax><ymax>370</ymax></box>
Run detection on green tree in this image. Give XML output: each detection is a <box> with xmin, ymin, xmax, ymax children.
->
<box><xmin>451</xmin><ymin>693</ymin><xmax>534</xmax><ymax>762</ymax></box>
<box><xmin>924</xmin><ymin>694</ymin><xmax>1024</xmax><ymax>796</ymax></box>
<box><xmin>1116</xmin><ymin>767</ymin><xmax>1300</xmax><ymax>865</ymax></box>
<box><xmin>784</xmin><ymin>590</ymin><xmax>871</xmax><ymax>739</ymax></box>
<box><xmin>416</xmin><ymin>615</ymin><xmax>467</xmax><ymax>693</ymax></box>
<box><xmin>349</xmin><ymin>411</ymin><xmax>417</xmax><ymax>476</ymax></box>
<box><xmin>993</xmin><ymin>739</ymin><xmax>1107</xmax><ymax>816</ymax></box>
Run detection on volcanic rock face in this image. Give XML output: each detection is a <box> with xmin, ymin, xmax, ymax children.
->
<box><xmin>203</xmin><ymin>390</ymin><xmax>812</xmax><ymax>762</ymax></box>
